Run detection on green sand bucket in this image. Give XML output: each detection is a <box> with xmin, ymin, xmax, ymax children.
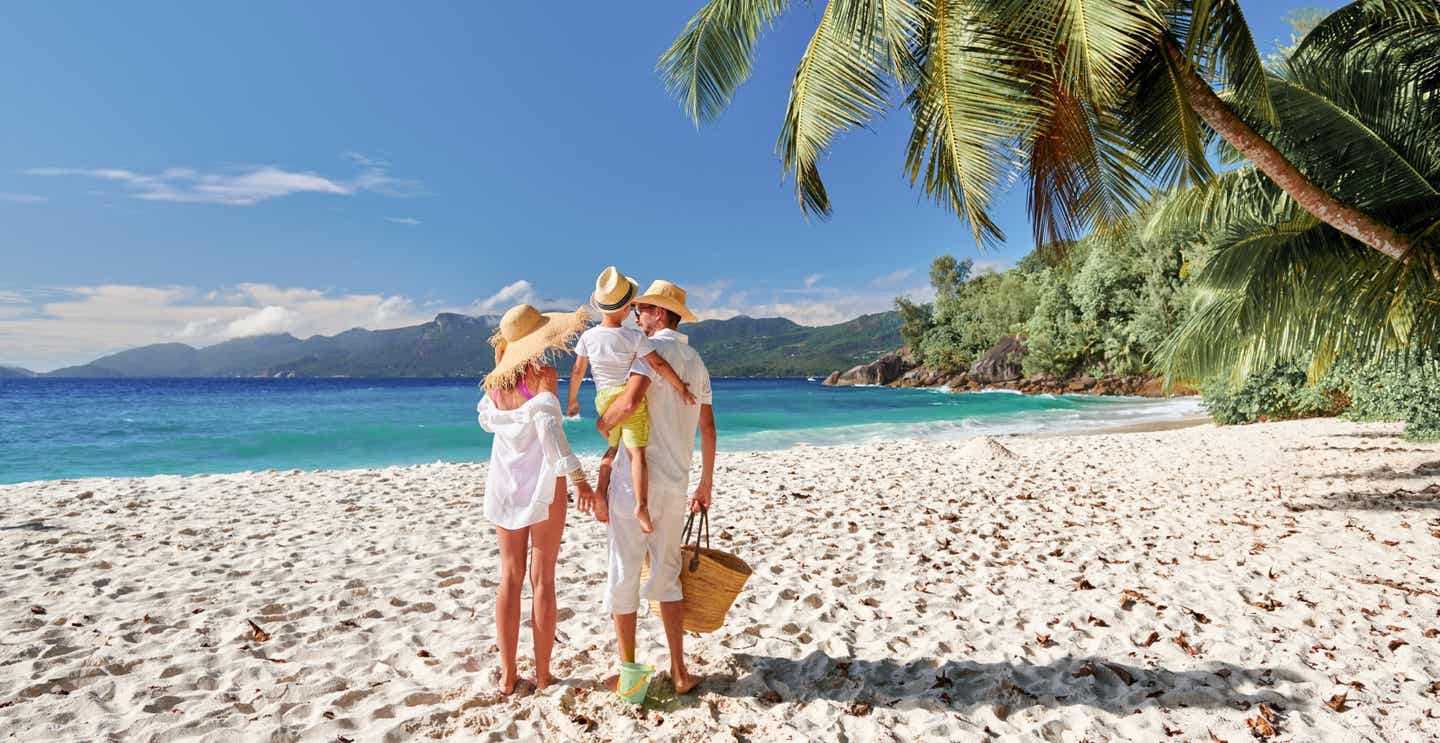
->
<box><xmin>617</xmin><ymin>662</ymin><xmax>654</xmax><ymax>705</ymax></box>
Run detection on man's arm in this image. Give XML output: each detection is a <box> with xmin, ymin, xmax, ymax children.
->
<box><xmin>566</xmin><ymin>356</ymin><xmax>588</xmax><ymax>417</ymax></box>
<box><xmin>597</xmin><ymin>371</ymin><xmax>651</xmax><ymax>435</ymax></box>
<box><xmin>690</xmin><ymin>403</ymin><xmax>716</xmax><ymax>513</ymax></box>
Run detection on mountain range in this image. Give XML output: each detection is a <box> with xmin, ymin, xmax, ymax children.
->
<box><xmin>14</xmin><ymin>311</ymin><xmax>900</xmax><ymax>379</ymax></box>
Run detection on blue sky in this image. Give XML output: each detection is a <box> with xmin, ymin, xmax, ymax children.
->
<box><xmin>1</xmin><ymin>1</ymin><xmax>1327</xmax><ymax>370</ymax></box>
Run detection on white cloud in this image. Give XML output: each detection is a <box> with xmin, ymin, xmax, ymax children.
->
<box><xmin>870</xmin><ymin>268</ymin><xmax>914</xmax><ymax>288</ymax></box>
<box><xmin>22</xmin><ymin>154</ymin><xmax>421</xmax><ymax>206</ymax></box>
<box><xmin>802</xmin><ymin>273</ymin><xmax>823</xmax><ymax>289</ymax></box>
<box><xmin>0</xmin><ymin>192</ymin><xmax>46</xmax><ymax>204</ymax></box>
<box><xmin>386</xmin><ymin>216</ymin><xmax>422</xmax><ymax>225</ymax></box>
<box><xmin>971</xmin><ymin>258</ymin><xmax>1013</xmax><ymax>275</ymax></box>
<box><xmin>225</xmin><ymin>306</ymin><xmax>299</xmax><ymax>338</ymax></box>
<box><xmin>475</xmin><ymin>280</ymin><xmax>539</xmax><ymax>313</ymax></box>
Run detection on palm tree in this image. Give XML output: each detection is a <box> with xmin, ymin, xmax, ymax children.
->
<box><xmin>657</xmin><ymin>0</ymin><xmax>1438</xmax><ymax>262</ymax></box>
<box><xmin>1151</xmin><ymin>9</ymin><xmax>1440</xmax><ymax>381</ymax></box>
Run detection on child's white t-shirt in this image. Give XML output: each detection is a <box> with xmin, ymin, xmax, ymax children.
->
<box><xmin>574</xmin><ymin>326</ymin><xmax>655</xmax><ymax>390</ymax></box>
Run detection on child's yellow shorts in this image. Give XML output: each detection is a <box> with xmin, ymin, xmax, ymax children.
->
<box><xmin>595</xmin><ymin>386</ymin><xmax>649</xmax><ymax>448</ymax></box>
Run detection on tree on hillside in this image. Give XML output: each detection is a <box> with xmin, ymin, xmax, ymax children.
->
<box><xmin>657</xmin><ymin>0</ymin><xmax>1438</xmax><ymax>262</ymax></box>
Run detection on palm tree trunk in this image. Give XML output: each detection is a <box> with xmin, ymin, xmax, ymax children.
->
<box><xmin>1164</xmin><ymin>38</ymin><xmax>1411</xmax><ymax>262</ymax></box>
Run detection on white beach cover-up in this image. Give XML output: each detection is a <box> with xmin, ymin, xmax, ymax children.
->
<box><xmin>477</xmin><ymin>390</ymin><xmax>580</xmax><ymax>530</ymax></box>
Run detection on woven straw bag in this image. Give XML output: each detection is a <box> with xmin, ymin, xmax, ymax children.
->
<box><xmin>641</xmin><ymin>509</ymin><xmax>751</xmax><ymax>633</ymax></box>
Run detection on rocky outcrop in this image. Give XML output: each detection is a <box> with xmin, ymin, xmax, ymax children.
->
<box><xmin>821</xmin><ymin>353</ymin><xmax>915</xmax><ymax>387</ymax></box>
<box><xmin>827</xmin><ymin>341</ymin><xmax>1199</xmax><ymax>397</ymax></box>
<box><xmin>969</xmin><ymin>336</ymin><xmax>1026</xmax><ymax>384</ymax></box>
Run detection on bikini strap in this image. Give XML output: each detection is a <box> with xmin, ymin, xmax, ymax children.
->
<box><xmin>517</xmin><ymin>377</ymin><xmax>535</xmax><ymax>401</ymax></box>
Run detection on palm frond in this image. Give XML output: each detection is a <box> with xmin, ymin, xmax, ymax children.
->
<box><xmin>1181</xmin><ymin>0</ymin><xmax>1274</xmax><ymax>122</ymax></box>
<box><xmin>903</xmin><ymin>0</ymin><xmax>1034</xmax><ymax>247</ymax></box>
<box><xmin>777</xmin><ymin>0</ymin><xmax>892</xmax><ymax>216</ymax></box>
<box><xmin>658</xmin><ymin>0</ymin><xmax>793</xmax><ymax>125</ymax></box>
<box><xmin>1022</xmin><ymin>70</ymin><xmax>1147</xmax><ymax>248</ymax></box>
<box><xmin>981</xmin><ymin>0</ymin><xmax>1166</xmax><ymax>106</ymax></box>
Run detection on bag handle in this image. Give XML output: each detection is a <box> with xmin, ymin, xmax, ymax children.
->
<box><xmin>681</xmin><ymin>507</ymin><xmax>710</xmax><ymax>572</ymax></box>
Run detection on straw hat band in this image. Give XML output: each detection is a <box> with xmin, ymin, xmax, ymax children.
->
<box><xmin>592</xmin><ymin>266</ymin><xmax>639</xmax><ymax>313</ymax></box>
<box><xmin>594</xmin><ymin>280</ymin><xmax>635</xmax><ymax>312</ymax></box>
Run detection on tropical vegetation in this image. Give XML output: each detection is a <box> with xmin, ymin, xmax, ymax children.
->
<box><xmin>659</xmin><ymin>1</ymin><xmax>1440</xmax><ymax>440</ymax></box>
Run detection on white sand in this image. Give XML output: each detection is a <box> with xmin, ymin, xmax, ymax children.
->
<box><xmin>2</xmin><ymin>418</ymin><xmax>1438</xmax><ymax>741</ymax></box>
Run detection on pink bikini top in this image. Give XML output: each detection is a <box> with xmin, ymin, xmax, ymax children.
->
<box><xmin>517</xmin><ymin>378</ymin><xmax>535</xmax><ymax>400</ymax></box>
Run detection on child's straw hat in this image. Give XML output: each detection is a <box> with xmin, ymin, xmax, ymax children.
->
<box><xmin>592</xmin><ymin>266</ymin><xmax>639</xmax><ymax>314</ymax></box>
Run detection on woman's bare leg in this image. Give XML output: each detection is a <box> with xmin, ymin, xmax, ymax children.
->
<box><xmin>630</xmin><ymin>445</ymin><xmax>653</xmax><ymax>533</ymax></box>
<box><xmin>493</xmin><ymin>524</ymin><xmax>530</xmax><ymax>694</ymax></box>
<box><xmin>527</xmin><ymin>479</ymin><xmax>568</xmax><ymax>690</ymax></box>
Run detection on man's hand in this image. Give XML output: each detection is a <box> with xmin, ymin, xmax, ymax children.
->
<box><xmin>566</xmin><ymin>399</ymin><xmax>580</xmax><ymax>418</ymax></box>
<box><xmin>680</xmin><ymin>385</ymin><xmax>697</xmax><ymax>406</ymax></box>
<box><xmin>689</xmin><ymin>481</ymin><xmax>712</xmax><ymax>513</ymax></box>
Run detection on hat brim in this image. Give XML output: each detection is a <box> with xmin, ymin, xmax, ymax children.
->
<box><xmin>483</xmin><ymin>308</ymin><xmax>588</xmax><ymax>391</ymax></box>
<box><xmin>590</xmin><ymin>277</ymin><xmax>639</xmax><ymax>314</ymax></box>
<box><xmin>633</xmin><ymin>292</ymin><xmax>699</xmax><ymax>324</ymax></box>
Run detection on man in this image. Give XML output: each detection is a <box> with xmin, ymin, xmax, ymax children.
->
<box><xmin>595</xmin><ymin>279</ymin><xmax>715</xmax><ymax>695</ymax></box>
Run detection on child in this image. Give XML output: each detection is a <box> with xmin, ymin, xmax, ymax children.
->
<box><xmin>568</xmin><ymin>266</ymin><xmax>696</xmax><ymax>533</ymax></box>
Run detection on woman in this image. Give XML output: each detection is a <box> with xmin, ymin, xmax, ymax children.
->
<box><xmin>477</xmin><ymin>303</ymin><xmax>603</xmax><ymax>694</ymax></box>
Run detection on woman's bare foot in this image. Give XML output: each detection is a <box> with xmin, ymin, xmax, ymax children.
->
<box><xmin>535</xmin><ymin>670</ymin><xmax>555</xmax><ymax>691</ymax></box>
<box><xmin>495</xmin><ymin>668</ymin><xmax>520</xmax><ymax>695</ymax></box>
<box><xmin>635</xmin><ymin>504</ymin><xmax>653</xmax><ymax>534</ymax></box>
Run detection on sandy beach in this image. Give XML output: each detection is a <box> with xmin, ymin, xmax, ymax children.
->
<box><xmin>3</xmin><ymin>418</ymin><xmax>1438</xmax><ymax>741</ymax></box>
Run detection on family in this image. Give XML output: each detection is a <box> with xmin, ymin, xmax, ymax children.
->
<box><xmin>475</xmin><ymin>267</ymin><xmax>716</xmax><ymax>697</ymax></box>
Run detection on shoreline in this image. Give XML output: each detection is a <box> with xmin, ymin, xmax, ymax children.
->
<box><xmin>3</xmin><ymin>418</ymin><xmax>1438</xmax><ymax>740</ymax></box>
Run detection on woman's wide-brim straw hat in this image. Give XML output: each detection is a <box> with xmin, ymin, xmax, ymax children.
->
<box><xmin>634</xmin><ymin>279</ymin><xmax>699</xmax><ymax>323</ymax></box>
<box><xmin>592</xmin><ymin>265</ymin><xmax>639</xmax><ymax>314</ymax></box>
<box><xmin>483</xmin><ymin>303</ymin><xmax>587</xmax><ymax>391</ymax></box>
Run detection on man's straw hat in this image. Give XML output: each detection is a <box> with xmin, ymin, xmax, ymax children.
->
<box><xmin>592</xmin><ymin>266</ymin><xmax>639</xmax><ymax>314</ymax></box>
<box><xmin>483</xmin><ymin>303</ymin><xmax>587</xmax><ymax>391</ymax></box>
<box><xmin>633</xmin><ymin>279</ymin><xmax>699</xmax><ymax>323</ymax></box>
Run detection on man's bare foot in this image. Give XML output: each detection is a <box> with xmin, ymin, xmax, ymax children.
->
<box><xmin>495</xmin><ymin>669</ymin><xmax>520</xmax><ymax>695</ymax></box>
<box><xmin>671</xmin><ymin>669</ymin><xmax>699</xmax><ymax>695</ymax></box>
<box><xmin>635</xmin><ymin>505</ymin><xmax>653</xmax><ymax>533</ymax></box>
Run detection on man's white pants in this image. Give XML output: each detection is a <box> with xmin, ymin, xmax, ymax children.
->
<box><xmin>604</xmin><ymin>480</ymin><xmax>687</xmax><ymax>615</ymax></box>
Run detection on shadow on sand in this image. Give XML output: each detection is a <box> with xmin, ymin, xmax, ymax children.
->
<box><xmin>0</xmin><ymin>520</ymin><xmax>62</xmax><ymax>532</ymax></box>
<box><xmin>665</xmin><ymin>650</ymin><xmax>1299</xmax><ymax>720</ymax></box>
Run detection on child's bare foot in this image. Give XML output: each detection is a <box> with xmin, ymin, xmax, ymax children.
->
<box><xmin>635</xmin><ymin>504</ymin><xmax>653</xmax><ymax>533</ymax></box>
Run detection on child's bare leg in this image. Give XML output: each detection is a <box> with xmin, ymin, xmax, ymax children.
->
<box><xmin>595</xmin><ymin>447</ymin><xmax>616</xmax><ymax>522</ymax></box>
<box><xmin>630</xmin><ymin>445</ymin><xmax>653</xmax><ymax>533</ymax></box>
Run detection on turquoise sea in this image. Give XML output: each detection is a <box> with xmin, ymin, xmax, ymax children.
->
<box><xmin>0</xmin><ymin>378</ymin><xmax>1202</xmax><ymax>484</ymax></box>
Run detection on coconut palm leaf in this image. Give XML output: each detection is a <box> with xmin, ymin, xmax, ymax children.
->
<box><xmin>776</xmin><ymin>1</ymin><xmax>894</xmax><ymax>216</ymax></box>
<box><xmin>1182</xmin><ymin>0</ymin><xmax>1274</xmax><ymax>121</ymax></box>
<box><xmin>981</xmin><ymin>0</ymin><xmax>1165</xmax><ymax>106</ymax></box>
<box><xmin>903</xmin><ymin>0</ymin><xmax>1033</xmax><ymax>246</ymax></box>
<box><xmin>658</xmin><ymin>0</ymin><xmax>792</xmax><ymax>126</ymax></box>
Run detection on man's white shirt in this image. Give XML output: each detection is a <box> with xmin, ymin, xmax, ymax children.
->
<box><xmin>606</xmin><ymin>328</ymin><xmax>712</xmax><ymax>512</ymax></box>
